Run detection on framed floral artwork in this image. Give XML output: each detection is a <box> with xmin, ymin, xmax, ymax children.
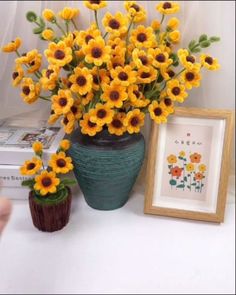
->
<box><xmin>144</xmin><ymin>107</ymin><xmax>234</xmax><ymax>223</ymax></box>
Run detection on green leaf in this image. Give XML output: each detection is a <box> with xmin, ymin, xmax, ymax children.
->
<box><xmin>26</xmin><ymin>11</ymin><xmax>37</xmax><ymax>22</ymax></box>
<box><xmin>200</xmin><ymin>41</ymin><xmax>211</xmax><ymax>48</ymax></box>
<box><xmin>172</xmin><ymin>60</ymin><xmax>179</xmax><ymax>67</ymax></box>
<box><xmin>191</xmin><ymin>183</ymin><xmax>196</xmax><ymax>186</ymax></box>
<box><xmin>38</xmin><ymin>17</ymin><xmax>46</xmax><ymax>28</ymax></box>
<box><xmin>199</xmin><ymin>34</ymin><xmax>208</xmax><ymax>43</ymax></box>
<box><xmin>188</xmin><ymin>40</ymin><xmax>197</xmax><ymax>50</ymax></box>
<box><xmin>177</xmin><ymin>184</ymin><xmax>185</xmax><ymax>188</ymax></box>
<box><xmin>196</xmin><ymin>186</ymin><xmax>200</xmax><ymax>190</ymax></box>
<box><xmin>169</xmin><ymin>179</ymin><xmax>177</xmax><ymax>186</ymax></box>
<box><xmin>184</xmin><ymin>176</ymin><xmax>188</xmax><ymax>182</ymax></box>
<box><xmin>187</xmin><ymin>185</ymin><xmax>191</xmax><ymax>189</ymax></box>
<box><xmin>210</xmin><ymin>36</ymin><xmax>220</xmax><ymax>42</ymax></box>
<box><xmin>33</xmin><ymin>27</ymin><xmax>44</xmax><ymax>34</ymax></box>
<box><xmin>191</xmin><ymin>47</ymin><xmax>201</xmax><ymax>53</ymax></box>
<box><xmin>61</xmin><ymin>179</ymin><xmax>77</xmax><ymax>186</ymax></box>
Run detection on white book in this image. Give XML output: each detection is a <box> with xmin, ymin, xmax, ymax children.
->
<box><xmin>0</xmin><ymin>118</ymin><xmax>65</xmax><ymax>165</ymax></box>
<box><xmin>0</xmin><ymin>186</ymin><xmax>30</xmax><ymax>200</ymax></box>
<box><xmin>0</xmin><ymin>164</ymin><xmax>33</xmax><ymax>188</ymax></box>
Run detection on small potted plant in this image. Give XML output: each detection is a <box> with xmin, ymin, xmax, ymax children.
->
<box><xmin>20</xmin><ymin>139</ymin><xmax>76</xmax><ymax>232</ymax></box>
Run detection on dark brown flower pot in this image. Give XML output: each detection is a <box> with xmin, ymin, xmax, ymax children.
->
<box><xmin>29</xmin><ymin>187</ymin><xmax>72</xmax><ymax>232</ymax></box>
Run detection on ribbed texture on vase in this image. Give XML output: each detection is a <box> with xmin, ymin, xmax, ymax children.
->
<box><xmin>68</xmin><ymin>130</ymin><xmax>145</xmax><ymax>210</ymax></box>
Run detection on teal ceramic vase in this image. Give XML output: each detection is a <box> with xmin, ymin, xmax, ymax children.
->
<box><xmin>68</xmin><ymin>129</ymin><xmax>145</xmax><ymax>210</ymax></box>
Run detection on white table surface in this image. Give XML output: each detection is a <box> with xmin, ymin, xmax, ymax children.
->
<box><xmin>0</xmin><ymin>184</ymin><xmax>235</xmax><ymax>294</ymax></box>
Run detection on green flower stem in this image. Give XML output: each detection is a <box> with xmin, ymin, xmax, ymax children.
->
<box><xmin>160</xmin><ymin>14</ymin><xmax>165</xmax><ymax>24</ymax></box>
<box><xmin>94</xmin><ymin>10</ymin><xmax>99</xmax><ymax>30</ymax></box>
<box><xmin>55</xmin><ymin>20</ymin><xmax>67</xmax><ymax>36</ymax></box>
<box><xmin>103</xmin><ymin>32</ymin><xmax>108</xmax><ymax>39</ymax></box>
<box><xmin>16</xmin><ymin>50</ymin><xmax>21</xmax><ymax>57</ymax></box>
<box><xmin>71</xmin><ymin>19</ymin><xmax>78</xmax><ymax>30</ymax></box>
<box><xmin>65</xmin><ymin>21</ymin><xmax>69</xmax><ymax>34</ymax></box>
<box><xmin>39</xmin><ymin>95</ymin><xmax>51</xmax><ymax>102</ymax></box>
<box><xmin>125</xmin><ymin>17</ymin><xmax>134</xmax><ymax>62</ymax></box>
<box><xmin>96</xmin><ymin>66</ymin><xmax>102</xmax><ymax>91</ymax></box>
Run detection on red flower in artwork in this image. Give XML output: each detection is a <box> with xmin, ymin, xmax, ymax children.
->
<box><xmin>171</xmin><ymin>166</ymin><xmax>182</xmax><ymax>177</ymax></box>
<box><xmin>190</xmin><ymin>153</ymin><xmax>202</xmax><ymax>163</ymax></box>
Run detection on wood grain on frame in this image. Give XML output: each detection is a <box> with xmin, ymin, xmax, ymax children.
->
<box><xmin>144</xmin><ymin>107</ymin><xmax>234</xmax><ymax>223</ymax></box>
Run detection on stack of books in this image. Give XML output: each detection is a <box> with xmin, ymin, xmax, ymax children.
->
<box><xmin>0</xmin><ymin>116</ymin><xmax>65</xmax><ymax>200</ymax></box>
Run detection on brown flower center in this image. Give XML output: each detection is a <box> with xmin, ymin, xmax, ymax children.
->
<box><xmin>172</xmin><ymin>87</ymin><xmax>180</xmax><ymax>96</ymax></box>
<box><xmin>133</xmin><ymin>90</ymin><xmax>141</xmax><ymax>98</ymax></box>
<box><xmin>137</xmin><ymin>33</ymin><xmax>147</xmax><ymax>43</ymax></box>
<box><xmin>118</xmin><ymin>72</ymin><xmax>128</xmax><ymax>81</ymax></box>
<box><xmin>131</xmin><ymin>116</ymin><xmax>139</xmax><ymax>126</ymax></box>
<box><xmin>67</xmin><ymin>81</ymin><xmax>73</xmax><ymax>88</ymax></box>
<box><xmin>42</xmin><ymin>177</ymin><xmax>52</xmax><ymax>187</ymax></box>
<box><xmin>85</xmin><ymin>35</ymin><xmax>93</xmax><ymax>44</ymax></box>
<box><xmin>59</xmin><ymin>97</ymin><xmax>67</xmax><ymax>107</ymax></box>
<box><xmin>91</xmin><ymin>47</ymin><xmax>102</xmax><ymax>58</ymax></box>
<box><xmin>88</xmin><ymin>120</ymin><xmax>96</xmax><ymax>128</ymax></box>
<box><xmin>54</xmin><ymin>50</ymin><xmax>65</xmax><ymax>60</ymax></box>
<box><xmin>76</xmin><ymin>75</ymin><xmax>87</xmax><ymax>86</ymax></box>
<box><xmin>56</xmin><ymin>159</ymin><xmax>66</xmax><ymax>168</ymax></box>
<box><xmin>185</xmin><ymin>72</ymin><xmax>195</xmax><ymax>81</ymax></box>
<box><xmin>110</xmin><ymin>91</ymin><xmax>120</xmax><ymax>101</ymax></box>
<box><xmin>30</xmin><ymin>61</ymin><xmax>35</xmax><ymax>66</ymax></box>
<box><xmin>97</xmin><ymin>109</ymin><xmax>107</xmax><ymax>119</ymax></box>
<box><xmin>93</xmin><ymin>74</ymin><xmax>99</xmax><ymax>85</ymax></box>
<box><xmin>131</xmin><ymin>4</ymin><xmax>140</xmax><ymax>11</ymax></box>
<box><xmin>156</xmin><ymin>53</ymin><xmax>166</xmax><ymax>63</ymax></box>
<box><xmin>22</xmin><ymin>86</ymin><xmax>30</xmax><ymax>96</ymax></box>
<box><xmin>163</xmin><ymin>2</ymin><xmax>172</xmax><ymax>9</ymax></box>
<box><xmin>205</xmin><ymin>56</ymin><xmax>213</xmax><ymax>65</ymax></box>
<box><xmin>109</xmin><ymin>19</ymin><xmax>120</xmax><ymax>30</ymax></box>
<box><xmin>12</xmin><ymin>72</ymin><xmax>19</xmax><ymax>80</ymax></box>
<box><xmin>167</xmin><ymin>70</ymin><xmax>175</xmax><ymax>78</ymax></box>
<box><xmin>63</xmin><ymin>117</ymin><xmax>69</xmax><ymax>125</ymax></box>
<box><xmin>27</xmin><ymin>163</ymin><xmax>36</xmax><ymax>170</ymax></box>
<box><xmin>46</xmin><ymin>69</ymin><xmax>54</xmax><ymax>79</ymax></box>
<box><xmin>112</xmin><ymin>62</ymin><xmax>121</xmax><ymax>68</ymax></box>
<box><xmin>141</xmin><ymin>72</ymin><xmax>151</xmax><ymax>79</ymax></box>
<box><xmin>154</xmin><ymin>107</ymin><xmax>162</xmax><ymax>116</ymax></box>
<box><xmin>90</xmin><ymin>0</ymin><xmax>101</xmax><ymax>4</ymax></box>
<box><xmin>112</xmin><ymin>119</ymin><xmax>123</xmax><ymax>128</ymax></box>
<box><xmin>139</xmin><ymin>55</ymin><xmax>148</xmax><ymax>65</ymax></box>
<box><xmin>186</xmin><ymin>56</ymin><xmax>195</xmax><ymax>63</ymax></box>
<box><xmin>71</xmin><ymin>106</ymin><xmax>78</xmax><ymax>114</ymax></box>
<box><xmin>164</xmin><ymin>98</ymin><xmax>172</xmax><ymax>106</ymax></box>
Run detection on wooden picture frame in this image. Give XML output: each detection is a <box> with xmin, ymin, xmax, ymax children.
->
<box><xmin>144</xmin><ymin>107</ymin><xmax>234</xmax><ymax>223</ymax></box>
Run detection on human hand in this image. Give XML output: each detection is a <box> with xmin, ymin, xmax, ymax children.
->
<box><xmin>0</xmin><ymin>198</ymin><xmax>12</xmax><ymax>235</ymax></box>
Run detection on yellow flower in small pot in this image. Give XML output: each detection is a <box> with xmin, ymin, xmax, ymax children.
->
<box><xmin>69</xmin><ymin>67</ymin><xmax>93</xmax><ymax>95</ymax></box>
<box><xmin>148</xmin><ymin>101</ymin><xmax>169</xmax><ymax>124</ymax></box>
<box><xmin>148</xmin><ymin>48</ymin><xmax>172</xmax><ymax>69</ymax></box>
<box><xmin>34</xmin><ymin>171</ymin><xmax>60</xmax><ymax>196</ymax></box>
<box><xmin>168</xmin><ymin>30</ymin><xmax>181</xmax><ymax>44</ymax></box>
<box><xmin>156</xmin><ymin>2</ymin><xmax>180</xmax><ymax>15</ymax></box>
<box><xmin>108</xmin><ymin>113</ymin><xmax>127</xmax><ymax>136</ymax></box>
<box><xmin>83</xmin><ymin>0</ymin><xmax>107</xmax><ymax>11</ymax></box>
<box><xmin>124</xmin><ymin>1</ymin><xmax>146</xmax><ymax>23</ymax></box>
<box><xmin>101</xmin><ymin>83</ymin><xmax>128</xmax><ymax>108</ymax></box>
<box><xmin>167</xmin><ymin>17</ymin><xmax>180</xmax><ymax>30</ymax></box>
<box><xmin>137</xmin><ymin>66</ymin><xmax>158</xmax><ymax>84</ymax></box>
<box><xmin>91</xmin><ymin>67</ymin><xmax>110</xmax><ymax>91</ymax></box>
<box><xmin>130</xmin><ymin>25</ymin><xmax>156</xmax><ymax>49</ymax></box>
<box><xmin>49</xmin><ymin>152</ymin><xmax>74</xmax><ymax>174</ymax></box>
<box><xmin>20</xmin><ymin>157</ymin><xmax>42</xmax><ymax>175</ymax></box>
<box><xmin>160</xmin><ymin>67</ymin><xmax>176</xmax><ymax>81</ymax></box>
<box><xmin>123</xmin><ymin>109</ymin><xmax>145</xmax><ymax>134</ymax></box>
<box><xmin>83</xmin><ymin>37</ymin><xmax>111</xmax><ymax>66</ymax></box>
<box><xmin>200</xmin><ymin>54</ymin><xmax>220</xmax><ymax>70</ymax></box>
<box><xmin>178</xmin><ymin>49</ymin><xmax>199</xmax><ymax>70</ymax></box>
<box><xmin>12</xmin><ymin>65</ymin><xmax>24</xmax><ymax>87</ymax></box>
<box><xmin>42</xmin><ymin>29</ymin><xmax>54</xmax><ymax>41</ymax></box>
<box><xmin>181</xmin><ymin>64</ymin><xmax>202</xmax><ymax>90</ymax></box>
<box><xmin>16</xmin><ymin>49</ymin><xmax>42</xmax><ymax>74</ymax></box>
<box><xmin>80</xmin><ymin>113</ymin><xmax>103</xmax><ymax>136</ymax></box>
<box><xmin>40</xmin><ymin>65</ymin><xmax>60</xmax><ymax>91</ymax></box>
<box><xmin>111</xmin><ymin>65</ymin><xmax>137</xmax><ymax>87</ymax></box>
<box><xmin>42</xmin><ymin>9</ymin><xmax>55</xmax><ymax>22</ymax></box>
<box><xmin>59</xmin><ymin>139</ymin><xmax>71</xmax><ymax>151</ymax></box>
<box><xmin>166</xmin><ymin>79</ymin><xmax>188</xmax><ymax>103</ymax></box>
<box><xmin>75</xmin><ymin>24</ymin><xmax>101</xmax><ymax>47</ymax></box>
<box><xmin>186</xmin><ymin>163</ymin><xmax>195</xmax><ymax>172</ymax></box>
<box><xmin>61</xmin><ymin>112</ymin><xmax>76</xmax><ymax>134</ymax></box>
<box><xmin>20</xmin><ymin>77</ymin><xmax>41</xmax><ymax>104</ymax></box>
<box><xmin>59</xmin><ymin>7</ymin><xmax>79</xmax><ymax>20</ymax></box>
<box><xmin>167</xmin><ymin>155</ymin><xmax>177</xmax><ymax>164</ymax></box>
<box><xmin>89</xmin><ymin>103</ymin><xmax>114</xmax><ymax>127</ymax></box>
<box><xmin>52</xmin><ymin>89</ymin><xmax>74</xmax><ymax>115</ymax></box>
<box><xmin>198</xmin><ymin>164</ymin><xmax>207</xmax><ymax>173</ymax></box>
<box><xmin>102</xmin><ymin>12</ymin><xmax>128</xmax><ymax>37</ymax></box>
<box><xmin>2</xmin><ymin>37</ymin><xmax>22</xmax><ymax>53</ymax></box>
<box><xmin>44</xmin><ymin>41</ymin><xmax>72</xmax><ymax>67</ymax></box>
<box><xmin>132</xmin><ymin>48</ymin><xmax>153</xmax><ymax>69</ymax></box>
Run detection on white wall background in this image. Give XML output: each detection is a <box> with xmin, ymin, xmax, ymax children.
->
<box><xmin>0</xmin><ymin>1</ymin><xmax>235</xmax><ymax>169</ymax></box>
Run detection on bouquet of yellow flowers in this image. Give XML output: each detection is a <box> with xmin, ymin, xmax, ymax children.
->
<box><xmin>2</xmin><ymin>1</ymin><xmax>220</xmax><ymax>138</ymax></box>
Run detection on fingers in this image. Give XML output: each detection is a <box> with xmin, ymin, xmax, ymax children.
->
<box><xmin>0</xmin><ymin>198</ymin><xmax>12</xmax><ymax>235</ymax></box>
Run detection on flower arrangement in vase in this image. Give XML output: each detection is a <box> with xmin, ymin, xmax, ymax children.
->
<box><xmin>20</xmin><ymin>139</ymin><xmax>76</xmax><ymax>231</ymax></box>
<box><xmin>2</xmin><ymin>1</ymin><xmax>220</xmax><ymax>210</ymax></box>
